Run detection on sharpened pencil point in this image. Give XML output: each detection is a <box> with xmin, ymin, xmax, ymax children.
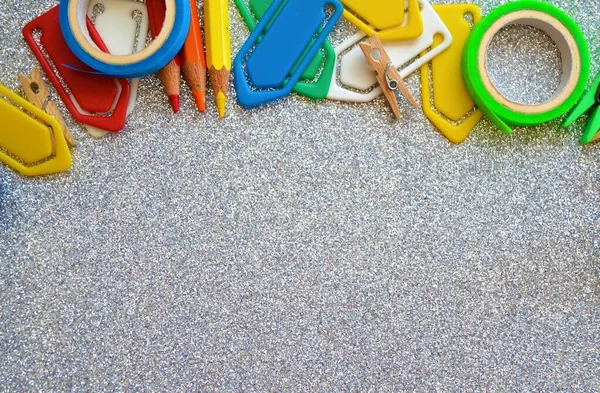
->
<box><xmin>193</xmin><ymin>91</ymin><xmax>206</xmax><ymax>112</ymax></box>
<box><xmin>168</xmin><ymin>95</ymin><xmax>180</xmax><ymax>113</ymax></box>
<box><xmin>215</xmin><ymin>92</ymin><xmax>226</xmax><ymax>118</ymax></box>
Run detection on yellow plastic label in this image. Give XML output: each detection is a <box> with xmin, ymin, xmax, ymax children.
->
<box><xmin>0</xmin><ymin>83</ymin><xmax>72</xmax><ymax>176</ymax></box>
<box><xmin>421</xmin><ymin>4</ymin><xmax>483</xmax><ymax>143</ymax></box>
<box><xmin>342</xmin><ymin>0</ymin><xmax>405</xmax><ymax>30</ymax></box>
<box><xmin>342</xmin><ymin>0</ymin><xmax>423</xmax><ymax>41</ymax></box>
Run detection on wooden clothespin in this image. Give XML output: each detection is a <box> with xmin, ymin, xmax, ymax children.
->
<box><xmin>359</xmin><ymin>36</ymin><xmax>419</xmax><ymax>119</ymax></box>
<box><xmin>18</xmin><ymin>68</ymin><xmax>76</xmax><ymax>147</ymax></box>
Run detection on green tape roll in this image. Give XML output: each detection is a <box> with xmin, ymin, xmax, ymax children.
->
<box><xmin>462</xmin><ymin>1</ymin><xmax>590</xmax><ymax>135</ymax></box>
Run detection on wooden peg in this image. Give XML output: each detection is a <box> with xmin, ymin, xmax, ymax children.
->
<box><xmin>359</xmin><ymin>36</ymin><xmax>419</xmax><ymax>119</ymax></box>
<box><xmin>19</xmin><ymin>68</ymin><xmax>76</xmax><ymax>147</ymax></box>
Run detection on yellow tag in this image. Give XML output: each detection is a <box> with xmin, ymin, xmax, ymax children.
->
<box><xmin>342</xmin><ymin>0</ymin><xmax>423</xmax><ymax>41</ymax></box>
<box><xmin>421</xmin><ymin>4</ymin><xmax>483</xmax><ymax>143</ymax></box>
<box><xmin>0</xmin><ymin>83</ymin><xmax>71</xmax><ymax>176</ymax></box>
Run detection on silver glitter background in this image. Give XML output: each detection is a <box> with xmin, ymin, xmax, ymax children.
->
<box><xmin>1</xmin><ymin>0</ymin><xmax>599</xmax><ymax>391</ymax></box>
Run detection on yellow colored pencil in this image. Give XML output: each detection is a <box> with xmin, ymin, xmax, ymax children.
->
<box><xmin>204</xmin><ymin>0</ymin><xmax>231</xmax><ymax>118</ymax></box>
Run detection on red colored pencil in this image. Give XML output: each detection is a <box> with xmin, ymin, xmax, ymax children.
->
<box><xmin>147</xmin><ymin>0</ymin><xmax>181</xmax><ymax>113</ymax></box>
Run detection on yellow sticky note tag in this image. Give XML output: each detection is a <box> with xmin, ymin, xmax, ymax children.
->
<box><xmin>342</xmin><ymin>0</ymin><xmax>423</xmax><ymax>41</ymax></box>
<box><xmin>420</xmin><ymin>4</ymin><xmax>483</xmax><ymax>143</ymax></box>
<box><xmin>0</xmin><ymin>83</ymin><xmax>71</xmax><ymax>176</ymax></box>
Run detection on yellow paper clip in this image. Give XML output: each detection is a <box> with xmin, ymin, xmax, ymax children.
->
<box><xmin>0</xmin><ymin>82</ymin><xmax>72</xmax><ymax>176</ymax></box>
<box><xmin>420</xmin><ymin>5</ymin><xmax>483</xmax><ymax>143</ymax></box>
<box><xmin>342</xmin><ymin>0</ymin><xmax>423</xmax><ymax>41</ymax></box>
<box><xmin>360</xmin><ymin>36</ymin><xmax>419</xmax><ymax>119</ymax></box>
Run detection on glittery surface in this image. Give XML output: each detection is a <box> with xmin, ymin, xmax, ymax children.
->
<box><xmin>1</xmin><ymin>0</ymin><xmax>599</xmax><ymax>391</ymax></box>
<box><xmin>487</xmin><ymin>25</ymin><xmax>563</xmax><ymax>105</ymax></box>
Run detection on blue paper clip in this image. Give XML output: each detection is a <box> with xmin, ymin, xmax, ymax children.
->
<box><xmin>234</xmin><ymin>0</ymin><xmax>343</xmax><ymax>108</ymax></box>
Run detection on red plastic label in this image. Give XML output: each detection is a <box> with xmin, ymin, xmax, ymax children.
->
<box><xmin>23</xmin><ymin>6</ymin><xmax>129</xmax><ymax>132</ymax></box>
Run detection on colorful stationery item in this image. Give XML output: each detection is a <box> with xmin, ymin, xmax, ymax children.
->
<box><xmin>23</xmin><ymin>6</ymin><xmax>130</xmax><ymax>132</ymax></box>
<box><xmin>205</xmin><ymin>0</ymin><xmax>231</xmax><ymax>118</ymax></box>
<box><xmin>341</xmin><ymin>0</ymin><xmax>423</xmax><ymax>41</ymax></box>
<box><xmin>462</xmin><ymin>1</ymin><xmax>590</xmax><ymax>135</ymax></box>
<box><xmin>326</xmin><ymin>0</ymin><xmax>452</xmax><ymax>103</ymax></box>
<box><xmin>18</xmin><ymin>68</ymin><xmax>76</xmax><ymax>147</ymax></box>
<box><xmin>234</xmin><ymin>0</ymin><xmax>344</xmax><ymax>108</ymax></box>
<box><xmin>234</xmin><ymin>0</ymin><xmax>336</xmax><ymax>100</ymax></box>
<box><xmin>420</xmin><ymin>4</ymin><xmax>483</xmax><ymax>144</ymax></box>
<box><xmin>0</xmin><ymin>83</ymin><xmax>71</xmax><ymax>177</ymax></box>
<box><xmin>359</xmin><ymin>36</ymin><xmax>419</xmax><ymax>119</ymax></box>
<box><xmin>58</xmin><ymin>0</ymin><xmax>190</xmax><ymax>78</ymax></box>
<box><xmin>86</xmin><ymin>0</ymin><xmax>149</xmax><ymax>137</ymax></box>
<box><xmin>562</xmin><ymin>74</ymin><xmax>600</xmax><ymax>145</ymax></box>
<box><xmin>147</xmin><ymin>0</ymin><xmax>182</xmax><ymax>113</ymax></box>
<box><xmin>181</xmin><ymin>0</ymin><xmax>208</xmax><ymax>112</ymax></box>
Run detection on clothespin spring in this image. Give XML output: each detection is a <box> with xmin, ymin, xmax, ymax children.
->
<box><xmin>384</xmin><ymin>62</ymin><xmax>400</xmax><ymax>91</ymax></box>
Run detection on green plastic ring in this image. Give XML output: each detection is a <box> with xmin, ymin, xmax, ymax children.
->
<box><xmin>462</xmin><ymin>1</ymin><xmax>590</xmax><ymax>135</ymax></box>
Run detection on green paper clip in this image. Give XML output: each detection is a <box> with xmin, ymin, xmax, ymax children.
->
<box><xmin>562</xmin><ymin>74</ymin><xmax>600</xmax><ymax>145</ymax></box>
<box><xmin>234</xmin><ymin>0</ymin><xmax>335</xmax><ymax>100</ymax></box>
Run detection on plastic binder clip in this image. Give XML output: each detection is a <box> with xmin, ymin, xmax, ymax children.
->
<box><xmin>341</xmin><ymin>0</ymin><xmax>423</xmax><ymax>41</ymax></box>
<box><xmin>359</xmin><ymin>36</ymin><xmax>419</xmax><ymax>119</ymax></box>
<box><xmin>23</xmin><ymin>6</ymin><xmax>129</xmax><ymax>132</ymax></box>
<box><xmin>326</xmin><ymin>0</ymin><xmax>452</xmax><ymax>103</ymax></box>
<box><xmin>234</xmin><ymin>0</ymin><xmax>343</xmax><ymax>108</ymax></box>
<box><xmin>234</xmin><ymin>0</ymin><xmax>337</xmax><ymax>100</ymax></box>
<box><xmin>0</xmin><ymin>83</ymin><xmax>71</xmax><ymax>177</ymax></box>
<box><xmin>420</xmin><ymin>4</ymin><xmax>483</xmax><ymax>144</ymax></box>
<box><xmin>562</xmin><ymin>74</ymin><xmax>600</xmax><ymax>145</ymax></box>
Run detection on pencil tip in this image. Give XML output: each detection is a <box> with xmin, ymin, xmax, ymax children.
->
<box><xmin>216</xmin><ymin>92</ymin><xmax>226</xmax><ymax>118</ymax></box>
<box><xmin>168</xmin><ymin>95</ymin><xmax>180</xmax><ymax>113</ymax></box>
<box><xmin>193</xmin><ymin>91</ymin><xmax>206</xmax><ymax>112</ymax></box>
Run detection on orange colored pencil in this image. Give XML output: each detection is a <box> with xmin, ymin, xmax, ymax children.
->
<box><xmin>147</xmin><ymin>0</ymin><xmax>181</xmax><ymax>113</ymax></box>
<box><xmin>180</xmin><ymin>0</ymin><xmax>207</xmax><ymax>112</ymax></box>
